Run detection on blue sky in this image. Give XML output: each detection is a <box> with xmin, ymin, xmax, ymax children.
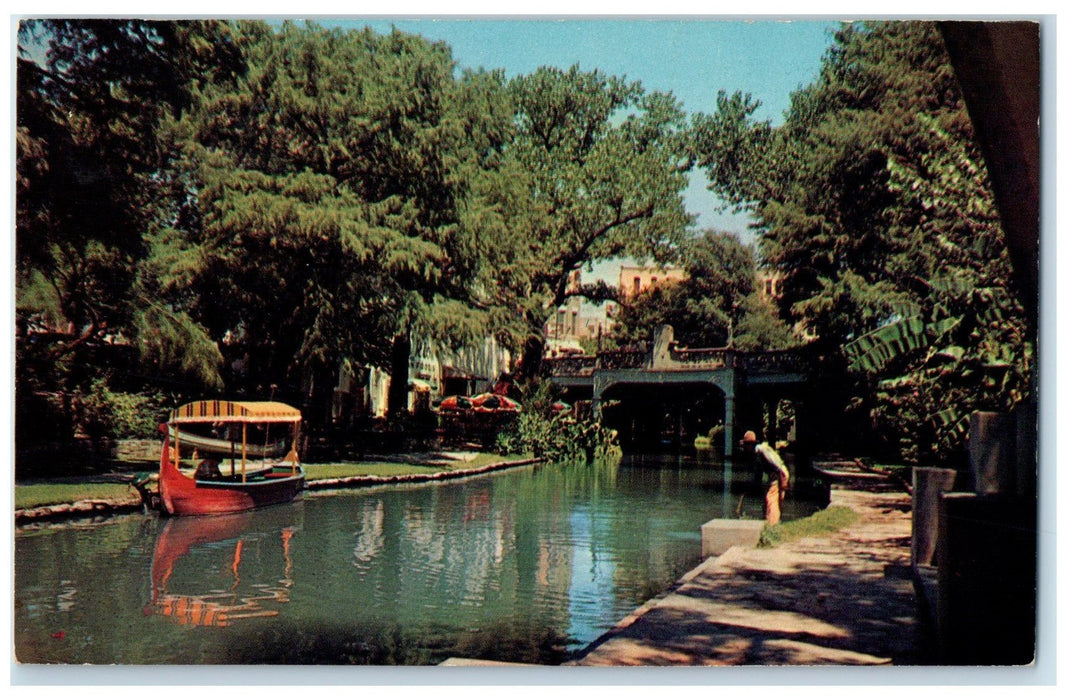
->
<box><xmin>330</xmin><ymin>18</ymin><xmax>840</xmax><ymax>237</ymax></box>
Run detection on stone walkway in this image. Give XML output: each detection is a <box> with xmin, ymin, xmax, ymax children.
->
<box><xmin>570</xmin><ymin>485</ymin><xmax>928</xmax><ymax>666</ymax></box>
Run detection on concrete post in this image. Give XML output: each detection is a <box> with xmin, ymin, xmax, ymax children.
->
<box><xmin>911</xmin><ymin>467</ymin><xmax>957</xmax><ymax>567</ymax></box>
<box><xmin>1012</xmin><ymin>402</ymin><xmax>1037</xmax><ymax>499</ymax></box>
<box><xmin>937</xmin><ymin>492</ymin><xmax>1037</xmax><ymax>664</ymax></box>
<box><xmin>968</xmin><ymin>411</ymin><xmax>1015</xmax><ymax>494</ymax></box>
<box><xmin>721</xmin><ymin>376</ymin><xmax>737</xmax><ymax>518</ymax></box>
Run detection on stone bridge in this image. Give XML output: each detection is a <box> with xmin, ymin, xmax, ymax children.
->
<box><xmin>545</xmin><ymin>325</ymin><xmax>812</xmax><ymax>463</ymax></box>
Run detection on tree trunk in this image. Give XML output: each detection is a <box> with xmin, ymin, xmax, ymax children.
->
<box><xmin>516</xmin><ymin>333</ymin><xmax>545</xmax><ymax>384</ymax></box>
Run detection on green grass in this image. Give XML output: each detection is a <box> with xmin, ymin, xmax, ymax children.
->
<box><xmin>758</xmin><ymin>505</ymin><xmax>860</xmax><ymax>548</ymax></box>
<box><xmin>16</xmin><ymin>483</ymin><xmax>139</xmax><ymax>510</ymax></box>
<box><xmin>16</xmin><ymin>452</ymin><xmax>531</xmax><ymax>509</ymax></box>
<box><xmin>304</xmin><ymin>462</ymin><xmax>452</xmax><ymax>479</ymax></box>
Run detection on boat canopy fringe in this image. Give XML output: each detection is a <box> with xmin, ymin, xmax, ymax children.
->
<box><xmin>169</xmin><ymin>400</ymin><xmax>302</xmax><ymax>424</ymax></box>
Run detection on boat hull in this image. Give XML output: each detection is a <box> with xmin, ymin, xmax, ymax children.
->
<box><xmin>159</xmin><ymin>434</ymin><xmax>305</xmax><ymax>516</ymax></box>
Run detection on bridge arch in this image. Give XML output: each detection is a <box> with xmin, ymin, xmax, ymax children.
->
<box><xmin>597</xmin><ymin>378</ymin><xmax>733</xmax><ymax>453</ymax></box>
<box><xmin>545</xmin><ymin>326</ymin><xmax>810</xmax><ymax>461</ymax></box>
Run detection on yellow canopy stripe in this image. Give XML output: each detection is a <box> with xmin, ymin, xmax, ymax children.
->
<box><xmin>169</xmin><ymin>400</ymin><xmax>302</xmax><ymax>424</ymax></box>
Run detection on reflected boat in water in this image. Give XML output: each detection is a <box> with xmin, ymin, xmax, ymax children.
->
<box><xmin>148</xmin><ymin>504</ymin><xmax>303</xmax><ymax>627</ymax></box>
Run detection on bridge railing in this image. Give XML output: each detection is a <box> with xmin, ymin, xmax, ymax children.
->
<box><xmin>738</xmin><ymin>350</ymin><xmax>811</xmax><ymax>374</ymax></box>
<box><xmin>668</xmin><ymin>347</ymin><xmax>731</xmax><ymax>369</ymax></box>
<box><xmin>543</xmin><ymin>349</ymin><xmax>648</xmax><ymax>377</ymax></box>
<box><xmin>543</xmin><ymin>355</ymin><xmax>597</xmax><ymax>377</ymax></box>
<box><xmin>545</xmin><ymin>347</ymin><xmax>812</xmax><ymax>378</ymax></box>
<box><xmin>597</xmin><ymin>350</ymin><xmax>648</xmax><ymax>370</ymax></box>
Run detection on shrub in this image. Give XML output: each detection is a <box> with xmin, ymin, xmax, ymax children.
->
<box><xmin>78</xmin><ymin>378</ymin><xmax>168</xmax><ymax>440</ymax></box>
<box><xmin>495</xmin><ymin>379</ymin><xmax>618</xmax><ymax>463</ymax></box>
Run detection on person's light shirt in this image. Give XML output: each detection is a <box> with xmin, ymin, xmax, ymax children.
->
<box><xmin>754</xmin><ymin>442</ymin><xmax>789</xmax><ymax>480</ymax></box>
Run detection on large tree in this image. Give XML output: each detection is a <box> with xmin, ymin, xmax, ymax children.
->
<box><xmin>155</xmin><ymin>22</ymin><xmax>515</xmax><ymax>417</ymax></box>
<box><xmin>16</xmin><ymin>20</ymin><xmax>244</xmax><ymax>447</ymax></box>
<box><xmin>495</xmin><ymin>66</ymin><xmax>694</xmax><ymax>379</ymax></box>
<box><xmin>695</xmin><ymin>21</ymin><xmax>1032</xmax><ymax>463</ymax></box>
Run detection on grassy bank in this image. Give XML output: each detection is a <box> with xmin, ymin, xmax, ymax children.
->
<box><xmin>305</xmin><ymin>452</ymin><xmax>516</xmax><ymax>479</ymax></box>
<box><xmin>758</xmin><ymin>505</ymin><xmax>860</xmax><ymax>548</ymax></box>
<box><xmin>15</xmin><ymin>452</ymin><xmax>527</xmax><ymax>510</ymax></box>
<box><xmin>15</xmin><ymin>483</ymin><xmax>138</xmax><ymax>510</ymax></box>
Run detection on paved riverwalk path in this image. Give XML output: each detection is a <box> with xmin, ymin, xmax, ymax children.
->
<box><xmin>570</xmin><ymin>485</ymin><xmax>925</xmax><ymax>666</ymax></box>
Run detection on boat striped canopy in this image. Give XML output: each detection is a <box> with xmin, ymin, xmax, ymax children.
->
<box><xmin>169</xmin><ymin>400</ymin><xmax>302</xmax><ymax>424</ymax></box>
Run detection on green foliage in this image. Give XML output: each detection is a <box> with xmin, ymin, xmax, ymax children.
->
<box><xmin>496</xmin><ymin>381</ymin><xmax>619</xmax><ymax>463</ymax></box>
<box><xmin>16</xmin><ymin>19</ymin><xmax>243</xmax><ymax>346</ymax></box>
<box><xmin>497</xmin><ymin>413</ymin><xmax>620</xmax><ymax>465</ymax></box>
<box><xmin>78</xmin><ymin>378</ymin><xmax>168</xmax><ymax>441</ymax></box>
<box><xmin>154</xmin><ymin>21</ymin><xmax>522</xmax><ymax>403</ymax></box>
<box><xmin>696</xmin><ymin>21</ymin><xmax>1033</xmax><ymax>463</ymax></box>
<box><xmin>613</xmin><ymin>230</ymin><xmax>796</xmax><ymax>350</ymax></box>
<box><xmin>732</xmin><ymin>291</ymin><xmax>797</xmax><ymax>351</ymax></box>
<box><xmin>500</xmin><ymin>65</ymin><xmax>695</xmax><ymax>374</ymax></box>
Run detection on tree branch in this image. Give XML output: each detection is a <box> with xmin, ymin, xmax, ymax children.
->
<box><xmin>547</xmin><ymin>203</ymin><xmax>655</xmax><ymax>309</ymax></box>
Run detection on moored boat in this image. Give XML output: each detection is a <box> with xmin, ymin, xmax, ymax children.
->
<box><xmin>159</xmin><ymin>400</ymin><xmax>306</xmax><ymax>516</ymax></box>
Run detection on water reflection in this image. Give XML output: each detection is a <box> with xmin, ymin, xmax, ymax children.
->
<box><xmin>148</xmin><ymin>506</ymin><xmax>302</xmax><ymax>628</ymax></box>
<box><xmin>15</xmin><ymin>456</ymin><xmax>821</xmax><ymax>665</ymax></box>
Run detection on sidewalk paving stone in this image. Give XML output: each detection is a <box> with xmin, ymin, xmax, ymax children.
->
<box><xmin>570</xmin><ymin>485</ymin><xmax>925</xmax><ymax>666</ymax></box>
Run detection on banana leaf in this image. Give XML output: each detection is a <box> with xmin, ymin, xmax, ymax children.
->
<box><xmin>844</xmin><ymin>313</ymin><xmax>961</xmax><ymax>374</ymax></box>
<box><xmin>931</xmin><ymin>405</ymin><xmax>970</xmax><ymax>448</ymax></box>
<box><xmin>877</xmin><ymin>374</ymin><xmax>916</xmax><ymax>391</ymax></box>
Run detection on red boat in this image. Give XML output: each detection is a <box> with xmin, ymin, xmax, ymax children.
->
<box><xmin>159</xmin><ymin>400</ymin><xmax>306</xmax><ymax>516</ymax></box>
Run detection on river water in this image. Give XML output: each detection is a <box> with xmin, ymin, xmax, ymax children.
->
<box><xmin>14</xmin><ymin>454</ymin><xmax>810</xmax><ymax>665</ymax></box>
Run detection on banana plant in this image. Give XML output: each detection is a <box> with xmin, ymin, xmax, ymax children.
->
<box><xmin>843</xmin><ymin>282</ymin><xmax>1030</xmax><ymax>462</ymax></box>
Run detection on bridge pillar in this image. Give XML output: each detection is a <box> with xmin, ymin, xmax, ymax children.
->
<box><xmin>766</xmin><ymin>396</ymin><xmax>780</xmax><ymax>445</ymax></box>
<box><xmin>722</xmin><ymin>364</ymin><xmax>737</xmax><ymax>508</ymax></box>
<box><xmin>723</xmin><ymin>393</ymin><xmax>736</xmax><ymax>463</ymax></box>
<box><xmin>591</xmin><ymin>375</ymin><xmax>605</xmax><ymax>419</ymax></box>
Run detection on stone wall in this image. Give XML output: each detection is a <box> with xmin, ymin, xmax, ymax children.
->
<box><xmin>113</xmin><ymin>439</ymin><xmax>160</xmax><ymax>461</ymax></box>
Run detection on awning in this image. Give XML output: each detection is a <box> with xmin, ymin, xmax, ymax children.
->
<box><xmin>169</xmin><ymin>400</ymin><xmax>302</xmax><ymax>424</ymax></box>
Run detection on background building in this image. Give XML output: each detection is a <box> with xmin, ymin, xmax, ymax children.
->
<box><xmin>617</xmin><ymin>264</ymin><xmax>686</xmax><ymax>301</ymax></box>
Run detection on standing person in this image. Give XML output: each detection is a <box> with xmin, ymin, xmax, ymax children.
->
<box><xmin>740</xmin><ymin>430</ymin><xmax>790</xmax><ymax>525</ymax></box>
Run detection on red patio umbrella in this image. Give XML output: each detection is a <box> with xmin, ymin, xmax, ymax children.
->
<box><xmin>438</xmin><ymin>395</ymin><xmax>473</xmax><ymax>412</ymax></box>
<box><xmin>470</xmin><ymin>393</ymin><xmax>522</xmax><ymax>413</ymax></box>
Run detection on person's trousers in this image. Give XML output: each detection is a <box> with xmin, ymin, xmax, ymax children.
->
<box><xmin>765</xmin><ymin>479</ymin><xmax>784</xmax><ymax>525</ymax></box>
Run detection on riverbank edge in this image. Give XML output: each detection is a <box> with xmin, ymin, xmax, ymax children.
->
<box><xmin>565</xmin><ymin>483</ymin><xmax>918</xmax><ymax>666</ymax></box>
<box><xmin>14</xmin><ymin>456</ymin><xmax>544</xmax><ymax>525</ymax></box>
